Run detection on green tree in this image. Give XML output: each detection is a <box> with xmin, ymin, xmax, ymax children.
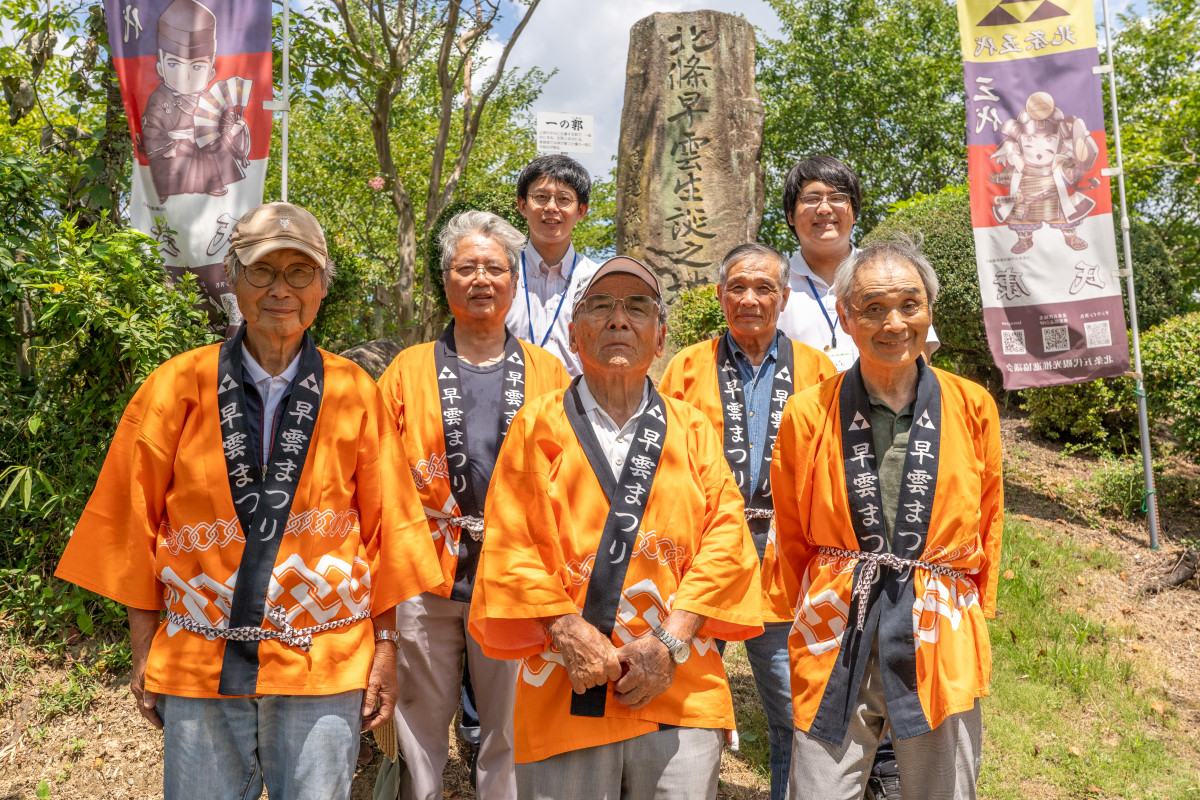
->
<box><xmin>1109</xmin><ymin>0</ymin><xmax>1200</xmax><ymax>296</ymax></box>
<box><xmin>288</xmin><ymin>0</ymin><xmax>545</xmax><ymax>341</ymax></box>
<box><xmin>757</xmin><ymin>0</ymin><xmax>966</xmax><ymax>250</ymax></box>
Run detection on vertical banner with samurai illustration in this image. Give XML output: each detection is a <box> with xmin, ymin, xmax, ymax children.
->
<box><xmin>957</xmin><ymin>0</ymin><xmax>1130</xmax><ymax>389</ymax></box>
<box><xmin>106</xmin><ymin>0</ymin><xmax>272</xmax><ymax>330</ymax></box>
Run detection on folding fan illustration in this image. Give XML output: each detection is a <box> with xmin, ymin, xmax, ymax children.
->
<box><xmin>193</xmin><ymin>77</ymin><xmax>253</xmax><ymax>150</ymax></box>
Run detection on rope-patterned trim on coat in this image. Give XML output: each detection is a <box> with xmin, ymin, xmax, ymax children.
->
<box><xmin>744</xmin><ymin>508</ymin><xmax>775</xmax><ymax>520</ymax></box>
<box><xmin>166</xmin><ymin>605</ymin><xmax>371</xmax><ymax>652</ymax></box>
<box><xmin>426</xmin><ymin>513</ymin><xmax>485</xmax><ymax>542</ymax></box>
<box><xmin>818</xmin><ymin>546</ymin><xmax>965</xmax><ymax>632</ymax></box>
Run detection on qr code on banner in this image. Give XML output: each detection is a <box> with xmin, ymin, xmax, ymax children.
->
<box><xmin>1001</xmin><ymin>329</ymin><xmax>1026</xmax><ymax>355</ymax></box>
<box><xmin>1085</xmin><ymin>320</ymin><xmax>1112</xmax><ymax>348</ymax></box>
<box><xmin>1042</xmin><ymin>325</ymin><xmax>1070</xmax><ymax>353</ymax></box>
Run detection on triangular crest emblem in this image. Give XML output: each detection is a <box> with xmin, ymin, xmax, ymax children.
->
<box><xmin>776</xmin><ymin>366</ymin><xmax>792</xmax><ymax>384</ymax></box>
<box><xmin>507</xmin><ymin>351</ymin><xmax>523</xmax><ymax>363</ymax></box>
<box><xmin>299</xmin><ymin>373</ymin><xmax>321</xmax><ymax>395</ymax></box>
<box><xmin>916</xmin><ymin>410</ymin><xmax>936</xmax><ymax>429</ymax></box>
<box><xmin>849</xmin><ymin>411</ymin><xmax>870</xmax><ymax>431</ymax></box>
<box><xmin>219</xmin><ymin>374</ymin><xmax>238</xmax><ymax>393</ymax></box>
<box><xmin>438</xmin><ymin>366</ymin><xmax>455</xmax><ymax>380</ymax></box>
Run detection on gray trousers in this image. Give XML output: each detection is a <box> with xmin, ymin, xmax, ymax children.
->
<box><xmin>787</xmin><ymin>641</ymin><xmax>982</xmax><ymax>800</ymax></box>
<box><xmin>516</xmin><ymin>727</ymin><xmax>723</xmax><ymax>800</ymax></box>
<box><xmin>392</xmin><ymin>592</ymin><xmax>518</xmax><ymax>800</ymax></box>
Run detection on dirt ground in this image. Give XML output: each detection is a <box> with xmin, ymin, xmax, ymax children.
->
<box><xmin>3</xmin><ymin>412</ymin><xmax>1198</xmax><ymax>800</ymax></box>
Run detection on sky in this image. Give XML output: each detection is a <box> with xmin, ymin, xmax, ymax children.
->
<box><xmin>481</xmin><ymin>0</ymin><xmax>1152</xmax><ymax>182</ymax></box>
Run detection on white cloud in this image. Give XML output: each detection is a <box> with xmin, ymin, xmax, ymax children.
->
<box><xmin>481</xmin><ymin>0</ymin><xmax>781</xmax><ymax>181</ymax></box>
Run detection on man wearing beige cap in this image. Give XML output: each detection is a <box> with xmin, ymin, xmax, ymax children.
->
<box><xmin>468</xmin><ymin>256</ymin><xmax>763</xmax><ymax>799</ymax></box>
<box><xmin>56</xmin><ymin>201</ymin><xmax>441</xmax><ymax>800</ymax></box>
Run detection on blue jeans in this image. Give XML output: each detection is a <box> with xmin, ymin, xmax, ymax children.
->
<box><xmin>744</xmin><ymin>621</ymin><xmax>796</xmax><ymax>800</ymax></box>
<box><xmin>159</xmin><ymin>690</ymin><xmax>363</xmax><ymax>800</ymax></box>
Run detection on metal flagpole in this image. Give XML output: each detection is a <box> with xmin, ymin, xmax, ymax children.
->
<box><xmin>1098</xmin><ymin>0</ymin><xmax>1159</xmax><ymax>549</ymax></box>
<box><xmin>265</xmin><ymin>0</ymin><xmax>291</xmax><ymax>201</ymax></box>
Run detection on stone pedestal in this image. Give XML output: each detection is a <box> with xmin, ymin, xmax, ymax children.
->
<box><xmin>615</xmin><ymin>11</ymin><xmax>765</xmax><ymax>304</ymax></box>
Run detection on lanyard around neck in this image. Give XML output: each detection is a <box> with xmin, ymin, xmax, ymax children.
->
<box><xmin>805</xmin><ymin>276</ymin><xmax>839</xmax><ymax>350</ymax></box>
<box><xmin>522</xmin><ymin>250</ymin><xmax>579</xmax><ymax>348</ymax></box>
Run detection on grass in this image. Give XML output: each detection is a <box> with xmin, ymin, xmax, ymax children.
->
<box><xmin>980</xmin><ymin>518</ymin><xmax>1199</xmax><ymax>799</ymax></box>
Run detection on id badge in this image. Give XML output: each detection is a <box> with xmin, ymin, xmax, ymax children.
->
<box><xmin>827</xmin><ymin>344</ymin><xmax>856</xmax><ymax>373</ymax></box>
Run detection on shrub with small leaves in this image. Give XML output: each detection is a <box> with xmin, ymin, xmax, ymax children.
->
<box><xmin>1141</xmin><ymin>312</ymin><xmax>1200</xmax><ymax>461</ymax></box>
<box><xmin>668</xmin><ymin>283</ymin><xmax>725</xmax><ymax>350</ymax></box>
<box><xmin>1022</xmin><ymin>377</ymin><xmax>1140</xmax><ymax>454</ymax></box>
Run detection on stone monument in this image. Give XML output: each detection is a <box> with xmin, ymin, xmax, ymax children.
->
<box><xmin>615</xmin><ymin>11</ymin><xmax>765</xmax><ymax>304</ymax></box>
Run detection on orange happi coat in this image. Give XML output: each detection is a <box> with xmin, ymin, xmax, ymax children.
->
<box><xmin>467</xmin><ymin>389</ymin><xmax>764</xmax><ymax>762</ymax></box>
<box><xmin>55</xmin><ymin>344</ymin><xmax>442</xmax><ymax>698</ymax></box>
<box><xmin>659</xmin><ymin>334</ymin><xmax>836</xmax><ymax>623</ymax></box>
<box><xmin>377</xmin><ymin>338</ymin><xmax>569</xmax><ymax>596</ymax></box>
<box><xmin>770</xmin><ymin>367</ymin><xmax>1003</xmax><ymax>736</ymax></box>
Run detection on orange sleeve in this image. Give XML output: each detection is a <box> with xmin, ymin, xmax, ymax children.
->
<box><xmin>54</xmin><ymin>374</ymin><xmax>174</xmax><ymax>610</ymax></box>
<box><xmin>769</xmin><ymin>394</ymin><xmax>822</xmax><ymax>610</ymax></box>
<box><xmin>354</xmin><ymin>371</ymin><xmax>444</xmax><ymax>613</ymax></box>
<box><xmin>375</xmin><ymin>349</ymin><xmax>407</xmax><ymax>435</ymax></box>
<box><xmin>974</xmin><ymin>390</ymin><xmax>1004</xmax><ymax>618</ymax></box>
<box><xmin>469</xmin><ymin>403</ymin><xmax>579</xmax><ymax>659</ymax></box>
<box><xmin>657</xmin><ymin>351</ymin><xmax>688</xmax><ymax>401</ymax></box>
<box><xmin>674</xmin><ymin>413</ymin><xmax>764</xmax><ymax>640</ymax></box>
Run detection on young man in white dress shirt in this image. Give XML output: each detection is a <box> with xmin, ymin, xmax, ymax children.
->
<box><xmin>507</xmin><ymin>155</ymin><xmax>600</xmax><ymax>377</ymax></box>
<box><xmin>775</xmin><ymin>155</ymin><xmax>938</xmax><ymax>374</ymax></box>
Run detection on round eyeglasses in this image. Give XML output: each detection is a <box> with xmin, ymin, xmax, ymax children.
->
<box><xmin>242</xmin><ymin>262</ymin><xmax>320</xmax><ymax>289</ymax></box>
<box><xmin>577</xmin><ymin>294</ymin><xmax>660</xmax><ymax>322</ymax></box>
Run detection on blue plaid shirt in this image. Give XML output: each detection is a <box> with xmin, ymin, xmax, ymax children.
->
<box><xmin>725</xmin><ymin>332</ymin><xmax>780</xmax><ymax>491</ymax></box>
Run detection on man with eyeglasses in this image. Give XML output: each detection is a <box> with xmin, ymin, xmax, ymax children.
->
<box><xmin>659</xmin><ymin>243</ymin><xmax>836</xmax><ymax>800</ymax></box>
<box><xmin>776</xmin><ymin>156</ymin><xmax>938</xmax><ymax>378</ymax></box>
<box><xmin>469</xmin><ymin>256</ymin><xmax>763</xmax><ymax>799</ymax></box>
<box><xmin>56</xmin><ymin>201</ymin><xmax>442</xmax><ymax>800</ymax></box>
<box><xmin>376</xmin><ymin>211</ymin><xmax>569</xmax><ymax>800</ymax></box>
<box><xmin>507</xmin><ymin>154</ymin><xmax>600</xmax><ymax>377</ymax></box>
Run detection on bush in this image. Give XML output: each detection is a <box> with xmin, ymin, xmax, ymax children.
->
<box><xmin>1087</xmin><ymin>457</ymin><xmax>1148</xmax><ymax>519</ymax></box>
<box><xmin>668</xmin><ymin>283</ymin><xmax>725</xmax><ymax>349</ymax></box>
<box><xmin>0</xmin><ymin>156</ymin><xmax>215</xmax><ymax>640</ymax></box>
<box><xmin>422</xmin><ymin>181</ymin><xmax>527</xmax><ymax>315</ymax></box>
<box><xmin>1022</xmin><ymin>378</ymin><xmax>1140</xmax><ymax>453</ymax></box>
<box><xmin>866</xmin><ymin>186</ymin><xmax>1186</xmax><ymax>391</ymax></box>
<box><xmin>1141</xmin><ymin>312</ymin><xmax>1200</xmax><ymax>461</ymax></box>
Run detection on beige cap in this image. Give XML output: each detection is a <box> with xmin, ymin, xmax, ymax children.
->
<box><xmin>229</xmin><ymin>202</ymin><xmax>328</xmax><ymax>267</ymax></box>
<box><xmin>573</xmin><ymin>256</ymin><xmax>661</xmax><ymax>311</ymax></box>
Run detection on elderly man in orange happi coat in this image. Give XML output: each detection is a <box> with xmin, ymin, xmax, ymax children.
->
<box><xmin>56</xmin><ymin>202</ymin><xmax>442</xmax><ymax>800</ymax></box>
<box><xmin>771</xmin><ymin>235</ymin><xmax>1003</xmax><ymax>800</ymax></box>
<box><xmin>469</xmin><ymin>256</ymin><xmax>764</xmax><ymax>800</ymax></box>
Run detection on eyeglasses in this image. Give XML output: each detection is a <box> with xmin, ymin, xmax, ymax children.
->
<box><xmin>242</xmin><ymin>262</ymin><xmax>319</xmax><ymax>288</ymax></box>
<box><xmin>798</xmin><ymin>192</ymin><xmax>852</xmax><ymax>209</ymax></box>
<box><xmin>527</xmin><ymin>192</ymin><xmax>579</xmax><ymax>210</ymax></box>
<box><xmin>577</xmin><ymin>294</ymin><xmax>660</xmax><ymax>322</ymax></box>
<box><xmin>448</xmin><ymin>262</ymin><xmax>512</xmax><ymax>279</ymax></box>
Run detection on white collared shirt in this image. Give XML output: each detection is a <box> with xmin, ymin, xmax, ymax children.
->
<box><xmin>576</xmin><ymin>376</ymin><xmax>653</xmax><ymax>480</ymax></box>
<box><xmin>776</xmin><ymin>248</ymin><xmax>939</xmax><ymax>373</ymax></box>
<box><xmin>505</xmin><ymin>241</ymin><xmax>599</xmax><ymax>378</ymax></box>
<box><xmin>241</xmin><ymin>345</ymin><xmax>301</xmax><ymax>467</ymax></box>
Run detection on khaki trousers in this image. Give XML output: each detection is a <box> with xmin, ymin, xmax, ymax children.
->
<box><xmin>393</xmin><ymin>592</ymin><xmax>518</xmax><ymax>800</ymax></box>
<box><xmin>787</xmin><ymin>640</ymin><xmax>982</xmax><ymax>800</ymax></box>
<box><xmin>516</xmin><ymin>727</ymin><xmax>723</xmax><ymax>800</ymax></box>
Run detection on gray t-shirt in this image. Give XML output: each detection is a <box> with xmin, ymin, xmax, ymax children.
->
<box><xmin>458</xmin><ymin>358</ymin><xmax>506</xmax><ymax>508</ymax></box>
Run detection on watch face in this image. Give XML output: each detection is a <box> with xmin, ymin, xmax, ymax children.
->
<box><xmin>671</xmin><ymin>641</ymin><xmax>690</xmax><ymax>664</ymax></box>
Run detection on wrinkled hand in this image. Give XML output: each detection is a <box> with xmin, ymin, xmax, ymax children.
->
<box><xmin>360</xmin><ymin>643</ymin><xmax>398</xmax><ymax>731</ymax></box>
<box><xmin>614</xmin><ymin>634</ymin><xmax>674</xmax><ymax>710</ymax></box>
<box><xmin>548</xmin><ymin>614</ymin><xmax>621</xmax><ymax>695</ymax></box>
<box><xmin>130</xmin><ymin>660</ymin><xmax>162</xmax><ymax>730</ymax></box>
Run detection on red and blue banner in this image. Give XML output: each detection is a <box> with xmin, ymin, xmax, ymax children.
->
<box><xmin>957</xmin><ymin>0</ymin><xmax>1130</xmax><ymax>389</ymax></box>
<box><xmin>105</xmin><ymin>0</ymin><xmax>272</xmax><ymax>330</ymax></box>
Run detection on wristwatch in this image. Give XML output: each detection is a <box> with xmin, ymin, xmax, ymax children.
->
<box><xmin>652</xmin><ymin>626</ymin><xmax>691</xmax><ymax>664</ymax></box>
<box><xmin>374</xmin><ymin>630</ymin><xmax>401</xmax><ymax>646</ymax></box>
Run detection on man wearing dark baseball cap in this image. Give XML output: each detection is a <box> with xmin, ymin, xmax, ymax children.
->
<box><xmin>469</xmin><ymin>256</ymin><xmax>763</xmax><ymax>799</ymax></box>
<box><xmin>56</xmin><ymin>200</ymin><xmax>442</xmax><ymax>800</ymax></box>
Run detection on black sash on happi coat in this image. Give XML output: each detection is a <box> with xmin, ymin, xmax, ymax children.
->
<box><xmin>434</xmin><ymin>322</ymin><xmax>526</xmax><ymax>601</ymax></box>
<box><xmin>216</xmin><ymin>324</ymin><xmax>324</xmax><ymax>696</ymax></box>
<box><xmin>716</xmin><ymin>331</ymin><xmax>795</xmax><ymax>560</ymax></box>
<box><xmin>808</xmin><ymin>359</ymin><xmax>943</xmax><ymax>744</ymax></box>
<box><xmin>563</xmin><ymin>377</ymin><xmax>667</xmax><ymax>717</ymax></box>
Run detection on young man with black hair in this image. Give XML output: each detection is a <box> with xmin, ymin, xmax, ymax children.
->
<box><xmin>775</xmin><ymin>155</ymin><xmax>938</xmax><ymax>376</ymax></box>
<box><xmin>506</xmin><ymin>154</ymin><xmax>600</xmax><ymax>377</ymax></box>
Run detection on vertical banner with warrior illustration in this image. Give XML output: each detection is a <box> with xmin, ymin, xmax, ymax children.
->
<box><xmin>105</xmin><ymin>0</ymin><xmax>272</xmax><ymax>331</ymax></box>
<box><xmin>957</xmin><ymin>0</ymin><xmax>1130</xmax><ymax>389</ymax></box>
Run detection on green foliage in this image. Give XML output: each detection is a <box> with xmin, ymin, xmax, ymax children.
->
<box><xmin>1086</xmin><ymin>457</ymin><xmax>1150</xmax><ymax>518</ymax></box>
<box><xmin>0</xmin><ymin>156</ymin><xmax>215</xmax><ymax>640</ymax></box>
<box><xmin>1111</xmin><ymin>0</ymin><xmax>1200</xmax><ymax>298</ymax></box>
<box><xmin>758</xmin><ymin>0</ymin><xmax>965</xmax><ymax>249</ymax></box>
<box><xmin>1022</xmin><ymin>378</ymin><xmax>1139</xmax><ymax>454</ymax></box>
<box><xmin>668</xmin><ymin>284</ymin><xmax>725</xmax><ymax>350</ymax></box>
<box><xmin>572</xmin><ymin>168</ymin><xmax>617</xmax><ymax>260</ymax></box>
<box><xmin>421</xmin><ymin>181</ymin><xmax>528</xmax><ymax>315</ymax></box>
<box><xmin>1141</xmin><ymin>312</ymin><xmax>1200</xmax><ymax>461</ymax></box>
